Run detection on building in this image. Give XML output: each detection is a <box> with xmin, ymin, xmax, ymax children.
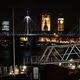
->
<box><xmin>41</xmin><ymin>14</ymin><xmax>51</xmax><ymax>32</ymax></box>
<box><xmin>0</xmin><ymin>20</ymin><xmax>13</xmax><ymax>65</ymax></box>
<box><xmin>1</xmin><ymin>21</ymin><xmax>10</xmax><ymax>35</ymax></box>
<box><xmin>0</xmin><ymin>20</ymin><xmax>11</xmax><ymax>47</ymax></box>
<box><xmin>57</xmin><ymin>17</ymin><xmax>64</xmax><ymax>32</ymax></box>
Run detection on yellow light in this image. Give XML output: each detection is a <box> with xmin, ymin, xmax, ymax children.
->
<box><xmin>20</xmin><ymin>37</ymin><xmax>28</xmax><ymax>41</ymax></box>
<box><xmin>15</xmin><ymin>68</ymin><xmax>19</xmax><ymax>74</ymax></box>
<box><xmin>20</xmin><ymin>65</ymin><xmax>27</xmax><ymax>74</ymax></box>
<box><xmin>42</xmin><ymin>14</ymin><xmax>51</xmax><ymax>31</ymax></box>
<box><xmin>9</xmin><ymin>66</ymin><xmax>19</xmax><ymax>75</ymax></box>
<box><xmin>77</xmin><ymin>64</ymin><xmax>80</xmax><ymax>68</ymax></box>
<box><xmin>22</xmin><ymin>65</ymin><xmax>27</xmax><ymax>69</ymax></box>
<box><xmin>40</xmin><ymin>37</ymin><xmax>45</xmax><ymax>42</ymax></box>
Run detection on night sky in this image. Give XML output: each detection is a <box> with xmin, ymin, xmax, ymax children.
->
<box><xmin>0</xmin><ymin>0</ymin><xmax>80</xmax><ymax>33</ymax></box>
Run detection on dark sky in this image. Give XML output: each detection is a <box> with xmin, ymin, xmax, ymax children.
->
<box><xmin>0</xmin><ymin>0</ymin><xmax>80</xmax><ymax>33</ymax></box>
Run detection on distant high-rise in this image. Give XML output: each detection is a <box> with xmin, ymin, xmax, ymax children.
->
<box><xmin>1</xmin><ymin>20</ymin><xmax>10</xmax><ymax>35</ymax></box>
<box><xmin>57</xmin><ymin>18</ymin><xmax>64</xmax><ymax>32</ymax></box>
<box><xmin>41</xmin><ymin>14</ymin><xmax>51</xmax><ymax>31</ymax></box>
<box><xmin>0</xmin><ymin>20</ymin><xmax>11</xmax><ymax>47</ymax></box>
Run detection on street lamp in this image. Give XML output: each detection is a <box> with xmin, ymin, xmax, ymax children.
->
<box><xmin>25</xmin><ymin>11</ymin><xmax>31</xmax><ymax>34</ymax></box>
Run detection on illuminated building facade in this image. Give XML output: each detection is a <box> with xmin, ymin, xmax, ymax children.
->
<box><xmin>41</xmin><ymin>14</ymin><xmax>51</xmax><ymax>31</ymax></box>
<box><xmin>38</xmin><ymin>13</ymin><xmax>51</xmax><ymax>42</ymax></box>
<box><xmin>1</xmin><ymin>21</ymin><xmax>10</xmax><ymax>35</ymax></box>
<box><xmin>57</xmin><ymin>18</ymin><xmax>64</xmax><ymax>32</ymax></box>
<box><xmin>0</xmin><ymin>21</ymin><xmax>11</xmax><ymax>47</ymax></box>
<box><xmin>20</xmin><ymin>37</ymin><xmax>28</xmax><ymax>46</ymax></box>
<box><xmin>0</xmin><ymin>20</ymin><xmax>13</xmax><ymax>65</ymax></box>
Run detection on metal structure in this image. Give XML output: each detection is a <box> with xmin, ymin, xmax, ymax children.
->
<box><xmin>12</xmin><ymin>8</ymin><xmax>16</xmax><ymax>76</ymax></box>
<box><xmin>22</xmin><ymin>43</ymin><xmax>80</xmax><ymax>64</ymax></box>
<box><xmin>39</xmin><ymin>44</ymin><xmax>80</xmax><ymax>63</ymax></box>
<box><xmin>22</xmin><ymin>18</ymin><xmax>80</xmax><ymax>70</ymax></box>
<box><xmin>25</xmin><ymin>11</ymin><xmax>31</xmax><ymax>34</ymax></box>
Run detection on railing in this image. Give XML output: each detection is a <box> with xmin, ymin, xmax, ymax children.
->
<box><xmin>23</xmin><ymin>56</ymin><xmax>80</xmax><ymax>64</ymax></box>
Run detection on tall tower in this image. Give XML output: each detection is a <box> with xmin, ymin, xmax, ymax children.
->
<box><xmin>57</xmin><ymin>17</ymin><xmax>64</xmax><ymax>32</ymax></box>
<box><xmin>41</xmin><ymin>14</ymin><xmax>51</xmax><ymax>31</ymax></box>
<box><xmin>44</xmin><ymin>20</ymin><xmax>48</xmax><ymax>31</ymax></box>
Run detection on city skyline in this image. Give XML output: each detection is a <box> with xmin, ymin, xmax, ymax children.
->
<box><xmin>0</xmin><ymin>0</ymin><xmax>80</xmax><ymax>33</ymax></box>
<box><xmin>0</xmin><ymin>1</ymin><xmax>80</xmax><ymax>78</ymax></box>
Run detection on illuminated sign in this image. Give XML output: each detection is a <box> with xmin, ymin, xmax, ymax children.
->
<box><xmin>20</xmin><ymin>37</ymin><xmax>28</xmax><ymax>41</ymax></box>
<box><xmin>42</xmin><ymin>14</ymin><xmax>51</xmax><ymax>31</ymax></box>
<box><xmin>2</xmin><ymin>21</ymin><xmax>9</xmax><ymax>31</ymax></box>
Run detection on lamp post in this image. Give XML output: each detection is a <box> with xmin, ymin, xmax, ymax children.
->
<box><xmin>12</xmin><ymin>8</ymin><xmax>15</xmax><ymax>76</ymax></box>
<box><xmin>25</xmin><ymin>11</ymin><xmax>31</xmax><ymax>34</ymax></box>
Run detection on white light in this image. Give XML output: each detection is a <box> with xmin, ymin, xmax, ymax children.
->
<box><xmin>20</xmin><ymin>71</ymin><xmax>24</xmax><ymax>74</ymax></box>
<box><xmin>70</xmin><ymin>63</ymin><xmax>72</xmax><ymax>66</ymax></box>
<box><xmin>2</xmin><ymin>21</ymin><xmax>9</xmax><ymax>25</ymax></box>
<box><xmin>2</xmin><ymin>21</ymin><xmax>9</xmax><ymax>31</ymax></box>
<box><xmin>59</xmin><ymin>63</ymin><xmax>62</xmax><ymax>66</ymax></box>
<box><xmin>9</xmin><ymin>66</ymin><xmax>14</xmax><ymax>75</ymax></box>
<box><xmin>53</xmin><ymin>33</ymin><xmax>59</xmax><ymax>37</ymax></box>
<box><xmin>25</xmin><ymin>16</ymin><xmax>31</xmax><ymax>23</ymax></box>
<box><xmin>25</xmin><ymin>16</ymin><xmax>30</xmax><ymax>20</ymax></box>
<box><xmin>71</xmin><ymin>65</ymin><xmax>76</xmax><ymax>69</ymax></box>
<box><xmin>60</xmin><ymin>20</ymin><xmax>63</xmax><ymax>24</ymax></box>
<box><xmin>2</xmin><ymin>25</ymin><xmax>9</xmax><ymax>31</ymax></box>
<box><xmin>9</xmin><ymin>70</ymin><xmax>13</xmax><ymax>75</ymax></box>
<box><xmin>20</xmin><ymin>65</ymin><xmax>27</xmax><ymax>74</ymax></box>
<box><xmin>24</xmin><ymin>14</ymin><xmax>31</xmax><ymax>34</ymax></box>
<box><xmin>58</xmin><ymin>18</ymin><xmax>64</xmax><ymax>21</ymax></box>
<box><xmin>22</xmin><ymin>65</ymin><xmax>27</xmax><ymax>69</ymax></box>
<box><xmin>53</xmin><ymin>33</ymin><xmax>56</xmax><ymax>36</ymax></box>
<box><xmin>69</xmin><ymin>59</ymin><xmax>73</xmax><ymax>62</ymax></box>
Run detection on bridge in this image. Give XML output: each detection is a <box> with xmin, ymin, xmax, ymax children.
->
<box><xmin>15</xmin><ymin>33</ymin><xmax>80</xmax><ymax>70</ymax></box>
<box><xmin>1</xmin><ymin>31</ymin><xmax>80</xmax><ymax>70</ymax></box>
<box><xmin>17</xmin><ymin>20</ymin><xmax>80</xmax><ymax>69</ymax></box>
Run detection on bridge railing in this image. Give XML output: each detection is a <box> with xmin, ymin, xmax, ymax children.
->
<box><xmin>23</xmin><ymin>55</ymin><xmax>80</xmax><ymax>64</ymax></box>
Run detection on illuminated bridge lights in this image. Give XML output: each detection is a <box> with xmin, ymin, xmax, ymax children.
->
<box><xmin>1</xmin><ymin>33</ymin><xmax>80</xmax><ymax>45</ymax></box>
<box><xmin>38</xmin><ymin>37</ymin><xmax>80</xmax><ymax>44</ymax></box>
